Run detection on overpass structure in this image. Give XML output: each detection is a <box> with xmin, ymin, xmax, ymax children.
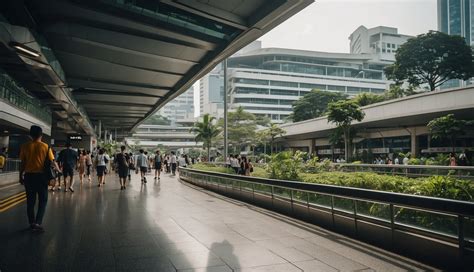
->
<box><xmin>278</xmin><ymin>86</ymin><xmax>474</xmax><ymax>158</ymax></box>
<box><xmin>0</xmin><ymin>0</ymin><xmax>313</xmax><ymax>151</ymax></box>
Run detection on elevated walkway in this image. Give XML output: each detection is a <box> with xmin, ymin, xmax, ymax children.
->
<box><xmin>0</xmin><ymin>171</ymin><xmax>433</xmax><ymax>271</ymax></box>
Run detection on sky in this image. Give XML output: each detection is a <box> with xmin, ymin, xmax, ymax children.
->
<box><xmin>194</xmin><ymin>0</ymin><xmax>437</xmax><ymax>116</ymax></box>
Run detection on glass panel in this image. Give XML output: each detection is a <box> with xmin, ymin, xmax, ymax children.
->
<box><xmin>356</xmin><ymin>200</ymin><xmax>390</xmax><ymax>221</ymax></box>
<box><xmin>241</xmin><ymin>181</ymin><xmax>253</xmax><ymax>192</ymax></box>
<box><xmin>254</xmin><ymin>184</ymin><xmax>272</xmax><ymax>195</ymax></box>
<box><xmin>292</xmin><ymin>190</ymin><xmax>307</xmax><ymax>204</ymax></box>
<box><xmin>333</xmin><ymin>197</ymin><xmax>354</xmax><ymax>212</ymax></box>
<box><xmin>394</xmin><ymin>207</ymin><xmax>458</xmax><ymax>237</ymax></box>
<box><xmin>308</xmin><ymin>193</ymin><xmax>331</xmax><ymax>207</ymax></box>
<box><xmin>273</xmin><ymin>187</ymin><xmax>291</xmax><ymax>199</ymax></box>
<box><xmin>464</xmin><ymin>217</ymin><xmax>474</xmax><ymax>243</ymax></box>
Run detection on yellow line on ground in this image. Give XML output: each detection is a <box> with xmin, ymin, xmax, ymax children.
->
<box><xmin>0</xmin><ymin>193</ymin><xmax>27</xmax><ymax>208</ymax></box>
<box><xmin>0</xmin><ymin>195</ymin><xmax>26</xmax><ymax>212</ymax></box>
<box><xmin>0</xmin><ymin>192</ymin><xmax>26</xmax><ymax>204</ymax></box>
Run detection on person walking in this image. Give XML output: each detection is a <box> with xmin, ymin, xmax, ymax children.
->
<box><xmin>95</xmin><ymin>148</ymin><xmax>110</xmax><ymax>187</ymax></box>
<box><xmin>128</xmin><ymin>152</ymin><xmax>134</xmax><ymax>181</ymax></box>
<box><xmin>154</xmin><ymin>150</ymin><xmax>163</xmax><ymax>181</ymax></box>
<box><xmin>116</xmin><ymin>146</ymin><xmax>130</xmax><ymax>190</ymax></box>
<box><xmin>78</xmin><ymin>150</ymin><xmax>87</xmax><ymax>184</ymax></box>
<box><xmin>85</xmin><ymin>150</ymin><xmax>92</xmax><ymax>182</ymax></box>
<box><xmin>177</xmin><ymin>154</ymin><xmax>187</xmax><ymax>172</ymax></box>
<box><xmin>449</xmin><ymin>153</ymin><xmax>457</xmax><ymax>166</ymax></box>
<box><xmin>19</xmin><ymin>125</ymin><xmax>60</xmax><ymax>232</ymax></box>
<box><xmin>136</xmin><ymin>149</ymin><xmax>149</xmax><ymax>183</ymax></box>
<box><xmin>230</xmin><ymin>155</ymin><xmax>240</xmax><ymax>174</ymax></box>
<box><xmin>169</xmin><ymin>151</ymin><xmax>177</xmax><ymax>176</ymax></box>
<box><xmin>240</xmin><ymin>157</ymin><xmax>249</xmax><ymax>176</ymax></box>
<box><xmin>58</xmin><ymin>142</ymin><xmax>78</xmax><ymax>192</ymax></box>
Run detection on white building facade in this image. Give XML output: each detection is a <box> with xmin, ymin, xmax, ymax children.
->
<box><xmin>227</xmin><ymin>48</ymin><xmax>393</xmax><ymax>123</ymax></box>
<box><xmin>158</xmin><ymin>87</ymin><xmax>194</xmax><ymax>125</ymax></box>
<box><xmin>349</xmin><ymin>25</ymin><xmax>413</xmax><ymax>61</ymax></box>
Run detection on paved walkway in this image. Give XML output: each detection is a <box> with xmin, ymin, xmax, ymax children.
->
<box><xmin>0</xmin><ymin>171</ymin><xmax>434</xmax><ymax>271</ymax></box>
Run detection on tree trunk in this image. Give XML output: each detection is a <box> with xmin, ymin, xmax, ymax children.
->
<box><xmin>344</xmin><ymin>129</ymin><xmax>349</xmax><ymax>162</ymax></box>
<box><xmin>331</xmin><ymin>144</ymin><xmax>335</xmax><ymax>162</ymax></box>
<box><xmin>207</xmin><ymin>141</ymin><xmax>211</xmax><ymax>162</ymax></box>
<box><xmin>429</xmin><ymin>80</ymin><xmax>436</xmax><ymax>92</ymax></box>
<box><xmin>270</xmin><ymin>141</ymin><xmax>273</xmax><ymax>155</ymax></box>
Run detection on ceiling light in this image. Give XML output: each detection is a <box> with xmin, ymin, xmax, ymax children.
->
<box><xmin>9</xmin><ymin>42</ymin><xmax>40</xmax><ymax>58</ymax></box>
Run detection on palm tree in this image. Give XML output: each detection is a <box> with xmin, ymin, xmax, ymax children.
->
<box><xmin>190</xmin><ymin>114</ymin><xmax>221</xmax><ymax>161</ymax></box>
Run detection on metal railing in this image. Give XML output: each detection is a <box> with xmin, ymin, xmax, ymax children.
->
<box><xmin>333</xmin><ymin>163</ymin><xmax>474</xmax><ymax>179</ymax></box>
<box><xmin>0</xmin><ymin>159</ymin><xmax>21</xmax><ymax>173</ymax></box>
<box><xmin>0</xmin><ymin>72</ymin><xmax>52</xmax><ymax>124</ymax></box>
<box><xmin>179</xmin><ymin>167</ymin><xmax>474</xmax><ymax>270</ymax></box>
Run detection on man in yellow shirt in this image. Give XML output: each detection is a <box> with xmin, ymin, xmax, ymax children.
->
<box><xmin>19</xmin><ymin>125</ymin><xmax>59</xmax><ymax>233</ymax></box>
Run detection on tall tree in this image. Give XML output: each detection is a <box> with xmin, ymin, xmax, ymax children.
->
<box><xmin>261</xmin><ymin>123</ymin><xmax>286</xmax><ymax>154</ymax></box>
<box><xmin>291</xmin><ymin>90</ymin><xmax>347</xmax><ymax>122</ymax></box>
<box><xmin>327</xmin><ymin>100</ymin><xmax>365</xmax><ymax>162</ymax></box>
<box><xmin>190</xmin><ymin>114</ymin><xmax>221</xmax><ymax>161</ymax></box>
<box><xmin>219</xmin><ymin>106</ymin><xmax>257</xmax><ymax>154</ymax></box>
<box><xmin>427</xmin><ymin>114</ymin><xmax>472</xmax><ymax>152</ymax></box>
<box><xmin>352</xmin><ymin>92</ymin><xmax>385</xmax><ymax>106</ymax></box>
<box><xmin>385</xmin><ymin>31</ymin><xmax>474</xmax><ymax>91</ymax></box>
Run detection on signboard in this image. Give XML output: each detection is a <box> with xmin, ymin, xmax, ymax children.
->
<box><xmin>68</xmin><ymin>135</ymin><xmax>82</xmax><ymax>141</ymax></box>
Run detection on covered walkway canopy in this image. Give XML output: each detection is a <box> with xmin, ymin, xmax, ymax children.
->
<box><xmin>0</xmin><ymin>0</ymin><xmax>312</xmax><ymax>136</ymax></box>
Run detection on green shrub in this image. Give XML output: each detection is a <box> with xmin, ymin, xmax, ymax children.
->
<box><xmin>265</xmin><ymin>151</ymin><xmax>305</xmax><ymax>180</ymax></box>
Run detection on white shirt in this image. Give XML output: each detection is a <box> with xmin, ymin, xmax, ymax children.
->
<box><xmin>230</xmin><ymin>158</ymin><xmax>240</xmax><ymax>168</ymax></box>
<box><xmin>402</xmin><ymin>157</ymin><xmax>409</xmax><ymax>165</ymax></box>
<box><xmin>169</xmin><ymin>155</ymin><xmax>177</xmax><ymax>164</ymax></box>
<box><xmin>178</xmin><ymin>157</ymin><xmax>186</xmax><ymax>166</ymax></box>
<box><xmin>96</xmin><ymin>154</ymin><xmax>110</xmax><ymax>166</ymax></box>
<box><xmin>137</xmin><ymin>154</ymin><xmax>148</xmax><ymax>168</ymax></box>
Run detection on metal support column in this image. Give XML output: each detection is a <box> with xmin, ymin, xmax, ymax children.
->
<box><xmin>223</xmin><ymin>59</ymin><xmax>228</xmax><ymax>160</ymax></box>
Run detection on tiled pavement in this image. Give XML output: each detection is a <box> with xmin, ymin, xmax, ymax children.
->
<box><xmin>0</xmin><ymin>171</ymin><xmax>435</xmax><ymax>271</ymax></box>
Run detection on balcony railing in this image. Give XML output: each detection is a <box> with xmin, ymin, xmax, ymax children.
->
<box><xmin>179</xmin><ymin>167</ymin><xmax>474</xmax><ymax>270</ymax></box>
<box><xmin>0</xmin><ymin>159</ymin><xmax>21</xmax><ymax>173</ymax></box>
<box><xmin>0</xmin><ymin>72</ymin><xmax>52</xmax><ymax>125</ymax></box>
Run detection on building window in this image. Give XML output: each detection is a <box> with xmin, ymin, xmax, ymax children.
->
<box><xmin>270</xmin><ymin>80</ymin><xmax>299</xmax><ymax>88</ymax></box>
<box><xmin>270</xmin><ymin>89</ymin><xmax>299</xmax><ymax>96</ymax></box>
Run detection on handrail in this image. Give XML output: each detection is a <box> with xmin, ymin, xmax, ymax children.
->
<box><xmin>335</xmin><ymin>163</ymin><xmax>474</xmax><ymax>171</ymax></box>
<box><xmin>181</xmin><ymin>167</ymin><xmax>474</xmax><ymax>217</ymax></box>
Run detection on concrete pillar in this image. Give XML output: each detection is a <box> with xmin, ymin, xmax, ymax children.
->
<box><xmin>410</xmin><ymin>128</ymin><xmax>418</xmax><ymax>158</ymax></box>
<box><xmin>310</xmin><ymin>139</ymin><xmax>316</xmax><ymax>156</ymax></box>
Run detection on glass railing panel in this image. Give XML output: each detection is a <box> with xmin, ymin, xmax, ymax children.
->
<box><xmin>308</xmin><ymin>193</ymin><xmax>331</xmax><ymax>208</ymax></box>
<box><xmin>464</xmin><ymin>217</ymin><xmax>474</xmax><ymax>243</ymax></box>
<box><xmin>292</xmin><ymin>190</ymin><xmax>307</xmax><ymax>204</ymax></box>
<box><xmin>273</xmin><ymin>187</ymin><xmax>291</xmax><ymax>199</ymax></box>
<box><xmin>356</xmin><ymin>200</ymin><xmax>390</xmax><ymax>222</ymax></box>
<box><xmin>394</xmin><ymin>207</ymin><xmax>458</xmax><ymax>237</ymax></box>
<box><xmin>333</xmin><ymin>197</ymin><xmax>354</xmax><ymax>213</ymax></box>
<box><xmin>254</xmin><ymin>183</ymin><xmax>272</xmax><ymax>195</ymax></box>
<box><xmin>240</xmin><ymin>181</ymin><xmax>253</xmax><ymax>192</ymax></box>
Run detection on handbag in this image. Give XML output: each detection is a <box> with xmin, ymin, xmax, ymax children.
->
<box><xmin>43</xmin><ymin>146</ymin><xmax>57</xmax><ymax>181</ymax></box>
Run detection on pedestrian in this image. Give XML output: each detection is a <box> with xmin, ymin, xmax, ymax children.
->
<box><xmin>58</xmin><ymin>142</ymin><xmax>78</xmax><ymax>192</ymax></box>
<box><xmin>230</xmin><ymin>155</ymin><xmax>239</xmax><ymax>174</ymax></box>
<box><xmin>178</xmin><ymin>154</ymin><xmax>187</xmax><ymax>171</ymax></box>
<box><xmin>136</xmin><ymin>149</ymin><xmax>149</xmax><ymax>183</ymax></box>
<box><xmin>154</xmin><ymin>150</ymin><xmax>163</xmax><ymax>181</ymax></box>
<box><xmin>116</xmin><ymin>146</ymin><xmax>130</xmax><ymax>190</ymax></box>
<box><xmin>95</xmin><ymin>148</ymin><xmax>110</xmax><ymax>187</ymax></box>
<box><xmin>78</xmin><ymin>150</ymin><xmax>87</xmax><ymax>184</ymax></box>
<box><xmin>240</xmin><ymin>156</ymin><xmax>249</xmax><ymax>176</ymax></box>
<box><xmin>248</xmin><ymin>159</ymin><xmax>254</xmax><ymax>176</ymax></box>
<box><xmin>459</xmin><ymin>150</ymin><xmax>468</xmax><ymax>166</ymax></box>
<box><xmin>169</xmin><ymin>151</ymin><xmax>177</xmax><ymax>176</ymax></box>
<box><xmin>19</xmin><ymin>125</ymin><xmax>60</xmax><ymax>232</ymax></box>
<box><xmin>85</xmin><ymin>150</ymin><xmax>92</xmax><ymax>182</ymax></box>
<box><xmin>0</xmin><ymin>147</ymin><xmax>7</xmax><ymax>172</ymax></box>
<box><xmin>128</xmin><ymin>152</ymin><xmax>134</xmax><ymax>181</ymax></box>
<box><xmin>449</xmin><ymin>152</ymin><xmax>457</xmax><ymax>166</ymax></box>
